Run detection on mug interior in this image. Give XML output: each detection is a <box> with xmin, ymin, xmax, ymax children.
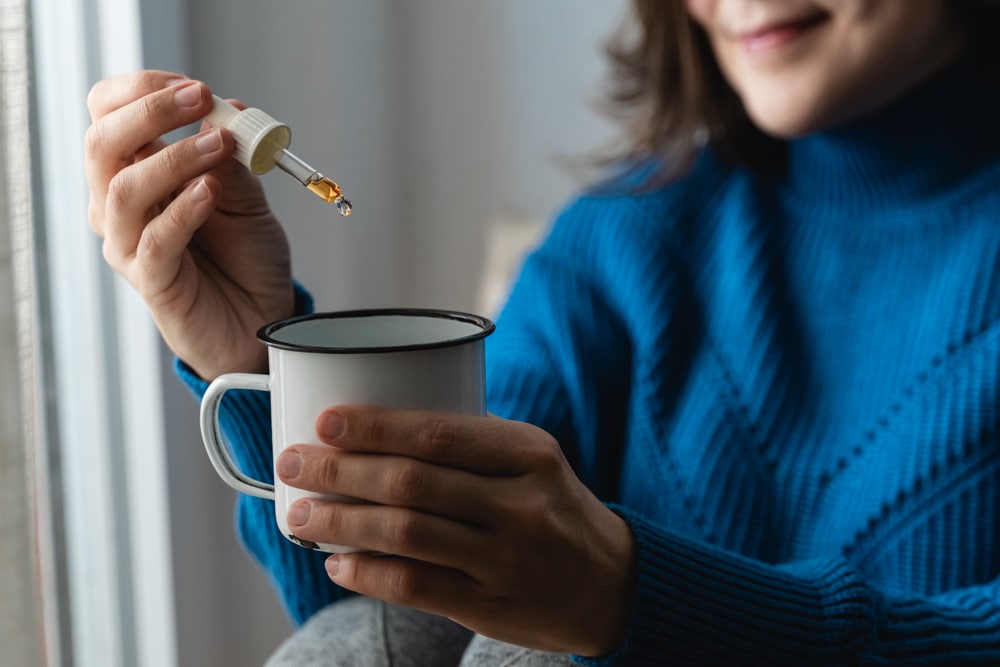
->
<box><xmin>259</xmin><ymin>309</ymin><xmax>494</xmax><ymax>353</ymax></box>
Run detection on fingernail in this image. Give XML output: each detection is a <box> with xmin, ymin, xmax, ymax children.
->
<box><xmin>195</xmin><ymin>129</ymin><xmax>221</xmax><ymax>153</ymax></box>
<box><xmin>287</xmin><ymin>500</ymin><xmax>311</xmax><ymax>527</ymax></box>
<box><xmin>191</xmin><ymin>178</ymin><xmax>211</xmax><ymax>202</ymax></box>
<box><xmin>174</xmin><ymin>81</ymin><xmax>202</xmax><ymax>107</ymax></box>
<box><xmin>318</xmin><ymin>411</ymin><xmax>344</xmax><ymax>439</ymax></box>
<box><xmin>276</xmin><ymin>450</ymin><xmax>302</xmax><ymax>479</ymax></box>
<box><xmin>326</xmin><ymin>555</ymin><xmax>340</xmax><ymax>577</ymax></box>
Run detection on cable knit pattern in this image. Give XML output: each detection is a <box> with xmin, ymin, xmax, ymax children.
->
<box><xmin>177</xmin><ymin>60</ymin><xmax>1000</xmax><ymax>664</ymax></box>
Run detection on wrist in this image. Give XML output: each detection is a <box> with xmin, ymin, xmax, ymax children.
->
<box><xmin>575</xmin><ymin>507</ymin><xmax>637</xmax><ymax>657</ymax></box>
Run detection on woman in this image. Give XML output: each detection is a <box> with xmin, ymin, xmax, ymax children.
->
<box><xmin>86</xmin><ymin>0</ymin><xmax>1000</xmax><ymax>663</ymax></box>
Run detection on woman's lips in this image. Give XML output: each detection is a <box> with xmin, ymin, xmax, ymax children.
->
<box><xmin>738</xmin><ymin>13</ymin><xmax>830</xmax><ymax>54</ymax></box>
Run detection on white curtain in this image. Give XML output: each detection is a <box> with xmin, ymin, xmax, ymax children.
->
<box><xmin>0</xmin><ymin>0</ymin><xmax>46</xmax><ymax>663</ymax></box>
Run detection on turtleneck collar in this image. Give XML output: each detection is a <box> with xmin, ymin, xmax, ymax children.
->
<box><xmin>778</xmin><ymin>53</ymin><xmax>1000</xmax><ymax>218</ymax></box>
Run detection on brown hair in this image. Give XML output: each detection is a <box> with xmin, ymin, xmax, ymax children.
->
<box><xmin>603</xmin><ymin>0</ymin><xmax>1000</xmax><ymax>186</ymax></box>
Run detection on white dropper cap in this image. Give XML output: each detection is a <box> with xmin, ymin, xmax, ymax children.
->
<box><xmin>204</xmin><ymin>95</ymin><xmax>291</xmax><ymax>175</ymax></box>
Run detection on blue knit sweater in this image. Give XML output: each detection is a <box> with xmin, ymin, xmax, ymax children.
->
<box><xmin>178</xmin><ymin>60</ymin><xmax>1000</xmax><ymax>664</ymax></box>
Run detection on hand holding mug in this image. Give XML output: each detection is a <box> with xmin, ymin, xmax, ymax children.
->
<box><xmin>85</xmin><ymin>70</ymin><xmax>295</xmax><ymax>379</ymax></box>
<box><xmin>278</xmin><ymin>406</ymin><xmax>636</xmax><ymax>658</ymax></box>
<box><xmin>200</xmin><ymin>307</ymin><xmax>635</xmax><ymax>656</ymax></box>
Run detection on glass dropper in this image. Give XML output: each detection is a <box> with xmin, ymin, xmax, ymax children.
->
<box><xmin>204</xmin><ymin>94</ymin><xmax>352</xmax><ymax>216</ymax></box>
<box><xmin>273</xmin><ymin>148</ymin><xmax>352</xmax><ymax>216</ymax></box>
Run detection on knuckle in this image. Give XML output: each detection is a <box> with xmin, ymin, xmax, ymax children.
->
<box><xmin>520</xmin><ymin>489</ymin><xmax>554</xmax><ymax>532</ymax></box>
<box><xmin>386</xmin><ymin>461</ymin><xmax>425</xmax><ymax>503</ymax></box>
<box><xmin>385</xmin><ymin>513</ymin><xmax>424</xmax><ymax>553</ymax></box>
<box><xmin>135</xmin><ymin>91</ymin><xmax>162</xmax><ymax>122</ymax></box>
<box><xmin>83</xmin><ymin>123</ymin><xmax>107</xmax><ymax>161</ymax></box>
<box><xmin>495</xmin><ymin>481</ymin><xmax>547</xmax><ymax>531</ymax></box>
<box><xmin>101</xmin><ymin>237</ymin><xmax>120</xmax><ymax>268</ymax></box>
<box><xmin>157</xmin><ymin>142</ymin><xmax>187</xmax><ymax>177</ymax></box>
<box><xmin>385</xmin><ymin>565</ymin><xmax>423</xmax><ymax>603</ymax></box>
<box><xmin>105</xmin><ymin>172</ymin><xmax>132</xmax><ymax>216</ymax></box>
<box><xmin>418</xmin><ymin>418</ymin><xmax>460</xmax><ymax>457</ymax></box>
<box><xmin>306</xmin><ymin>502</ymin><xmax>343</xmax><ymax>544</ymax></box>
<box><xmin>135</xmin><ymin>225</ymin><xmax>163</xmax><ymax>268</ymax></box>
<box><xmin>532</xmin><ymin>431</ymin><xmax>565</xmax><ymax>471</ymax></box>
<box><xmin>137</xmin><ymin>223</ymin><xmax>184</xmax><ymax>285</ymax></box>
<box><xmin>317</xmin><ymin>451</ymin><xmax>341</xmax><ymax>489</ymax></box>
<box><xmin>136</xmin><ymin>70</ymin><xmax>167</xmax><ymax>94</ymax></box>
<box><xmin>325</xmin><ymin>502</ymin><xmax>345</xmax><ymax>534</ymax></box>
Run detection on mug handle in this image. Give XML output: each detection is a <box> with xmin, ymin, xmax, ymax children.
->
<box><xmin>199</xmin><ymin>373</ymin><xmax>275</xmax><ymax>499</ymax></box>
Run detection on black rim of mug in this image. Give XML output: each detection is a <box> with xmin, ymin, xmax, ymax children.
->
<box><xmin>256</xmin><ymin>308</ymin><xmax>496</xmax><ymax>354</ymax></box>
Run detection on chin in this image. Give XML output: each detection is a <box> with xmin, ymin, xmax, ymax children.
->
<box><xmin>743</xmin><ymin>101</ymin><xmax>839</xmax><ymax>139</ymax></box>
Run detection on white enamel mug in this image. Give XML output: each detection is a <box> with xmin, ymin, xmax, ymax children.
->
<box><xmin>200</xmin><ymin>308</ymin><xmax>495</xmax><ymax>553</ymax></box>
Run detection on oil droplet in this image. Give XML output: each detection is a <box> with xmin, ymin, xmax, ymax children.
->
<box><xmin>306</xmin><ymin>176</ymin><xmax>353</xmax><ymax>216</ymax></box>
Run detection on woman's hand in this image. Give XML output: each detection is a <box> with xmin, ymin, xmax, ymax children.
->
<box><xmin>275</xmin><ymin>407</ymin><xmax>636</xmax><ymax>657</ymax></box>
<box><xmin>85</xmin><ymin>70</ymin><xmax>295</xmax><ymax>379</ymax></box>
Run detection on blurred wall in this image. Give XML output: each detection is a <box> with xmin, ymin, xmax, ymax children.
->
<box><xmin>161</xmin><ymin>1</ymin><xmax>625</xmax><ymax>663</ymax></box>
<box><xmin>392</xmin><ymin>1</ymin><xmax>627</xmax><ymax>310</ymax></box>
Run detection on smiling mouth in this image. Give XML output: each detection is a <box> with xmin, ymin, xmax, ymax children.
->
<box><xmin>738</xmin><ymin>12</ymin><xmax>830</xmax><ymax>53</ymax></box>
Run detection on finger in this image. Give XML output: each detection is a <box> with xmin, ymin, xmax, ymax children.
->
<box><xmin>101</xmin><ymin>127</ymin><xmax>232</xmax><ymax>267</ymax></box>
<box><xmin>203</xmin><ymin>146</ymin><xmax>272</xmax><ymax>217</ymax></box>
<box><xmin>326</xmin><ymin>552</ymin><xmax>480</xmax><ymax>621</ymax></box>
<box><xmin>86</xmin><ymin>69</ymin><xmax>189</xmax><ymax>120</ymax></box>
<box><xmin>88</xmin><ymin>133</ymin><xmax>171</xmax><ymax>239</ymax></box>
<box><xmin>315</xmin><ymin>406</ymin><xmax>563</xmax><ymax>476</ymax></box>
<box><xmin>277</xmin><ymin>445</ymin><xmax>498</xmax><ymax>525</ymax></box>
<box><xmin>287</xmin><ymin>499</ymin><xmax>488</xmax><ymax>573</ymax></box>
<box><xmin>84</xmin><ymin>79</ymin><xmax>214</xmax><ymax>208</ymax></box>
<box><xmin>127</xmin><ymin>176</ymin><xmax>220</xmax><ymax>296</ymax></box>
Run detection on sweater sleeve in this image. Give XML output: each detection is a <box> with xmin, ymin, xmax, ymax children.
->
<box><xmin>576</xmin><ymin>507</ymin><xmax>1000</xmax><ymax>666</ymax></box>
<box><xmin>173</xmin><ymin>282</ymin><xmax>348</xmax><ymax>626</ymax></box>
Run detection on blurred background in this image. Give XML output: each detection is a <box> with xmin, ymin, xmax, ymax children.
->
<box><xmin>2</xmin><ymin>0</ymin><xmax>626</xmax><ymax>664</ymax></box>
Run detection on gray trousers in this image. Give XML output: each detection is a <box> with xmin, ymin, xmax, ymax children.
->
<box><xmin>265</xmin><ymin>596</ymin><xmax>575</xmax><ymax>666</ymax></box>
